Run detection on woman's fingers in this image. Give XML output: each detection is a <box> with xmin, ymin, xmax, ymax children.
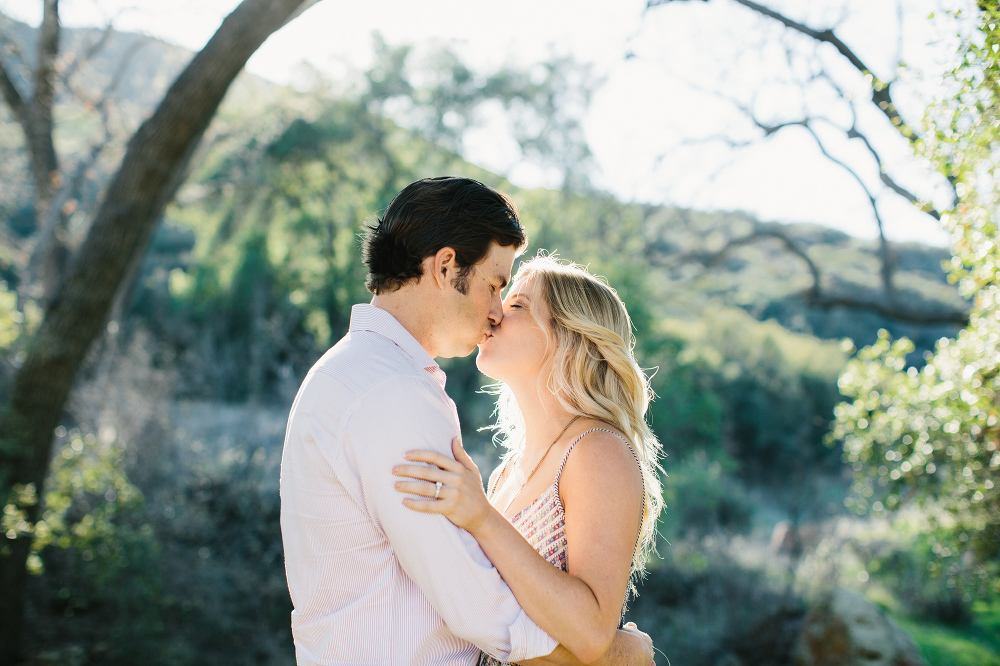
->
<box><xmin>403</xmin><ymin>448</ymin><xmax>461</xmax><ymax>471</ymax></box>
<box><xmin>392</xmin><ymin>464</ymin><xmax>452</xmax><ymax>484</ymax></box>
<box><xmin>393</xmin><ymin>480</ymin><xmax>443</xmax><ymax>497</ymax></box>
<box><xmin>450</xmin><ymin>435</ymin><xmax>477</xmax><ymax>471</ymax></box>
<box><xmin>401</xmin><ymin>496</ymin><xmax>449</xmax><ymax>513</ymax></box>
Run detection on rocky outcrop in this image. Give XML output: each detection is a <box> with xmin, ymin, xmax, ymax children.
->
<box><xmin>791</xmin><ymin>588</ymin><xmax>927</xmax><ymax>666</ymax></box>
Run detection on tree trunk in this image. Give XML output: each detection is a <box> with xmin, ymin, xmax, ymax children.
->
<box><xmin>0</xmin><ymin>0</ymin><xmax>317</xmax><ymax>662</ymax></box>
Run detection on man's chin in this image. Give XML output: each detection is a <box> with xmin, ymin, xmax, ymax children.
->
<box><xmin>437</xmin><ymin>342</ymin><xmax>480</xmax><ymax>360</ymax></box>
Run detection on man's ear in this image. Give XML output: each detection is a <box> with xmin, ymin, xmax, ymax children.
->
<box><xmin>430</xmin><ymin>247</ymin><xmax>457</xmax><ymax>289</ymax></box>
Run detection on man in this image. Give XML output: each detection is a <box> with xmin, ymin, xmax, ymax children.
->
<box><xmin>280</xmin><ymin>177</ymin><xmax>652</xmax><ymax>665</ymax></box>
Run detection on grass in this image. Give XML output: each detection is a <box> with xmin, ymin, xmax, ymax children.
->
<box><xmin>892</xmin><ymin>600</ymin><xmax>1000</xmax><ymax>666</ymax></box>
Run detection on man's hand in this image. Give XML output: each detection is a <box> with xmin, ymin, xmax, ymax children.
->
<box><xmin>517</xmin><ymin>622</ymin><xmax>654</xmax><ymax>666</ymax></box>
<box><xmin>615</xmin><ymin>623</ymin><xmax>654</xmax><ymax>666</ymax></box>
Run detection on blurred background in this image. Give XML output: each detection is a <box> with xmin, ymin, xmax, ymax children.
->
<box><xmin>0</xmin><ymin>0</ymin><xmax>997</xmax><ymax>664</ymax></box>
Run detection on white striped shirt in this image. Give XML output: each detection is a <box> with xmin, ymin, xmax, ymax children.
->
<box><xmin>280</xmin><ymin>303</ymin><xmax>558</xmax><ymax>665</ymax></box>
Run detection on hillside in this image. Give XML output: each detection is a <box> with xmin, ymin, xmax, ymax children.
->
<box><xmin>0</xmin><ymin>15</ymin><xmax>986</xmax><ymax>666</ymax></box>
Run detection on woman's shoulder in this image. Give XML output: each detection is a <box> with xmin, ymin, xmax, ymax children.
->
<box><xmin>558</xmin><ymin>421</ymin><xmax>644</xmax><ymax>518</ymax></box>
<box><xmin>560</xmin><ymin>422</ymin><xmax>642</xmax><ymax>486</ymax></box>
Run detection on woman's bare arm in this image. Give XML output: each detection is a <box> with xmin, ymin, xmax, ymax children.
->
<box><xmin>394</xmin><ymin>433</ymin><xmax>644</xmax><ymax>664</ymax></box>
<box><xmin>519</xmin><ymin>623</ymin><xmax>653</xmax><ymax>666</ymax></box>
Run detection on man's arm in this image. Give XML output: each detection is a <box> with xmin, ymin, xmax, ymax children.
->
<box><xmin>518</xmin><ymin>624</ymin><xmax>654</xmax><ymax>666</ymax></box>
<box><xmin>345</xmin><ymin>376</ymin><xmax>557</xmax><ymax>664</ymax></box>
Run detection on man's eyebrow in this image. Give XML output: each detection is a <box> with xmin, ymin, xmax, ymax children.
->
<box><xmin>495</xmin><ymin>274</ymin><xmax>509</xmax><ymax>289</ymax></box>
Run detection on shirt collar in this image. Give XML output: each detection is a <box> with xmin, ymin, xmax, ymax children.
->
<box><xmin>349</xmin><ymin>303</ymin><xmax>446</xmax><ymax>388</ymax></box>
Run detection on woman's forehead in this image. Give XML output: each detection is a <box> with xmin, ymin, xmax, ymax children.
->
<box><xmin>507</xmin><ymin>274</ymin><xmax>536</xmax><ymax>297</ymax></box>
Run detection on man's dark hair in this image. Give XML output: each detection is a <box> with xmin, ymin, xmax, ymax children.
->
<box><xmin>362</xmin><ymin>177</ymin><xmax>527</xmax><ymax>295</ymax></box>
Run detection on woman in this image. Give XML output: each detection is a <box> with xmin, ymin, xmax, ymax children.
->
<box><xmin>392</xmin><ymin>255</ymin><xmax>664</xmax><ymax>665</ymax></box>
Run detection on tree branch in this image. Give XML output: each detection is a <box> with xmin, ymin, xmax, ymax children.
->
<box><xmin>0</xmin><ymin>1</ymin><xmax>322</xmax><ymax>660</ymax></box>
<box><xmin>655</xmin><ymin>224</ymin><xmax>969</xmax><ymax>327</ymax></box>
<box><xmin>28</xmin><ymin>0</ymin><xmax>60</xmax><ymax>200</ymax></box>
<box><xmin>805</xmin><ymin>292</ymin><xmax>968</xmax><ymax>326</ymax></box>
<box><xmin>724</xmin><ymin>87</ymin><xmax>899</xmax><ymax>296</ymax></box>
<box><xmin>648</xmin><ymin>0</ymin><xmax>921</xmax><ymax>146</ymax></box>
<box><xmin>0</xmin><ymin>55</ymin><xmax>26</xmax><ymax>127</ymax></box>
<box><xmin>844</xmin><ymin>123</ymin><xmax>942</xmax><ymax>219</ymax></box>
<box><xmin>793</xmin><ymin>120</ymin><xmax>897</xmax><ymax>296</ymax></box>
<box><xmin>703</xmin><ymin>228</ymin><xmax>822</xmax><ymax>301</ymax></box>
<box><xmin>0</xmin><ymin>226</ymin><xmax>27</xmax><ymax>266</ymax></box>
<box><xmin>59</xmin><ymin>21</ymin><xmax>115</xmax><ymax>86</ymax></box>
<box><xmin>814</xmin><ymin>71</ymin><xmax>951</xmax><ymax>215</ymax></box>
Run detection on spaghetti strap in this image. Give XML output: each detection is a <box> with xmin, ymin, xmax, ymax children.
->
<box><xmin>553</xmin><ymin>427</ymin><xmax>638</xmax><ymax>487</ymax></box>
<box><xmin>486</xmin><ymin>453</ymin><xmax>515</xmax><ymax>500</ymax></box>
<box><xmin>552</xmin><ymin>426</ymin><xmax>646</xmax><ymax>629</ymax></box>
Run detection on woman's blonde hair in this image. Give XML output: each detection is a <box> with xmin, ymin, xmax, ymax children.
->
<box><xmin>490</xmin><ymin>254</ymin><xmax>663</xmax><ymax>597</ymax></box>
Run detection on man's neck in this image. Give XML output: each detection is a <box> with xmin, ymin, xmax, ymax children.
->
<box><xmin>371</xmin><ymin>290</ymin><xmax>440</xmax><ymax>359</ymax></box>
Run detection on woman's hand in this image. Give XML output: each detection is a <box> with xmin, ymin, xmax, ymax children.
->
<box><xmin>393</xmin><ymin>436</ymin><xmax>493</xmax><ymax>533</ymax></box>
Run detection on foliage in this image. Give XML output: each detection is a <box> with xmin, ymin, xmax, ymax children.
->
<box><xmin>27</xmin><ymin>429</ymin><xmax>148</xmax><ymax>574</ymax></box>
<box><xmin>1</xmin><ymin>18</ymin><xmax>989</xmax><ymax>664</ymax></box>
<box><xmin>657</xmin><ymin>452</ymin><xmax>752</xmax><ymax>541</ymax></box>
<box><xmin>832</xmin><ymin>2</ymin><xmax>1000</xmax><ymax>580</ymax></box>
<box><xmin>625</xmin><ymin>557</ymin><xmax>805</xmax><ymax>666</ymax></box>
<box><xmin>894</xmin><ymin>601</ymin><xmax>1000</xmax><ymax>666</ymax></box>
<box><xmin>652</xmin><ymin>308</ymin><xmax>847</xmax><ymax>485</ymax></box>
<box><xmin>18</xmin><ymin>429</ymin><xmax>166</xmax><ymax>663</ymax></box>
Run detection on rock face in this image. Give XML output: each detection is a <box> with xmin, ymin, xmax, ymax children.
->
<box><xmin>792</xmin><ymin>588</ymin><xmax>928</xmax><ymax>666</ymax></box>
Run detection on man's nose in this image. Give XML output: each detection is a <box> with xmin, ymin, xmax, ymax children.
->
<box><xmin>488</xmin><ymin>295</ymin><xmax>503</xmax><ymax>326</ymax></box>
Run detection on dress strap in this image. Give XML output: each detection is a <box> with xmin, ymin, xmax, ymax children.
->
<box><xmin>553</xmin><ymin>426</ymin><xmax>647</xmax><ymax>627</ymax></box>
<box><xmin>554</xmin><ymin>427</ymin><xmax>638</xmax><ymax>487</ymax></box>
<box><xmin>486</xmin><ymin>452</ymin><xmax>516</xmax><ymax>500</ymax></box>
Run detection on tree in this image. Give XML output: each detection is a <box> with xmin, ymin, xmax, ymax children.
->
<box><xmin>643</xmin><ymin>0</ymin><xmax>969</xmax><ymax>327</ymax></box>
<box><xmin>831</xmin><ymin>0</ymin><xmax>1000</xmax><ymax>591</ymax></box>
<box><xmin>0</xmin><ymin>0</ymin><xmax>319</xmax><ymax>662</ymax></box>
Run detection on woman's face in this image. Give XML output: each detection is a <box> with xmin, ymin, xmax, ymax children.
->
<box><xmin>475</xmin><ymin>274</ymin><xmax>552</xmax><ymax>382</ymax></box>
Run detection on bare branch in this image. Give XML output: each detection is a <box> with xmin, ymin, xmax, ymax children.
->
<box><xmin>806</xmin><ymin>292</ymin><xmax>968</xmax><ymax>327</ymax></box>
<box><xmin>703</xmin><ymin>228</ymin><xmax>822</xmax><ymax>301</ymax></box>
<box><xmin>60</xmin><ymin>21</ymin><xmax>116</xmax><ymax>85</ymax></box>
<box><xmin>94</xmin><ymin>36</ymin><xmax>149</xmax><ymax>113</ymax></box>
<box><xmin>34</xmin><ymin>1</ymin><xmax>60</xmax><ymax>104</ymax></box>
<box><xmin>25</xmin><ymin>142</ymin><xmax>106</xmax><ymax>291</ymax></box>
<box><xmin>0</xmin><ymin>55</ymin><xmax>26</xmax><ymax>127</ymax></box>
<box><xmin>814</xmin><ymin>71</ymin><xmax>948</xmax><ymax>216</ymax></box>
<box><xmin>652</xmin><ymin>225</ymin><xmax>969</xmax><ymax>327</ymax></box>
<box><xmin>25</xmin><ymin>0</ymin><xmax>60</xmax><ymax>206</ymax></box>
<box><xmin>648</xmin><ymin>0</ymin><xmax>920</xmax><ymax>146</ymax></box>
<box><xmin>843</xmin><ymin>123</ymin><xmax>942</xmax><ymax>219</ymax></box>
<box><xmin>796</xmin><ymin>121</ymin><xmax>895</xmax><ymax>295</ymax></box>
<box><xmin>0</xmin><ymin>226</ymin><xmax>27</xmax><ymax>266</ymax></box>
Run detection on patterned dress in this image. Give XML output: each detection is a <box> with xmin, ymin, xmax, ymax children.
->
<box><xmin>478</xmin><ymin>428</ymin><xmax>640</xmax><ymax>666</ymax></box>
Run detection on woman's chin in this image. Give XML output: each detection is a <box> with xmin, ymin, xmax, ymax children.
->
<box><xmin>474</xmin><ymin>351</ymin><xmax>502</xmax><ymax>381</ymax></box>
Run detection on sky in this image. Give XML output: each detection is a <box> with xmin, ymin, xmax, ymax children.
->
<box><xmin>1</xmin><ymin>0</ymin><xmax>966</xmax><ymax>246</ymax></box>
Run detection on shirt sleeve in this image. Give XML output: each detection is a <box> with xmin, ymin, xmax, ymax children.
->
<box><xmin>344</xmin><ymin>375</ymin><xmax>558</xmax><ymax>663</ymax></box>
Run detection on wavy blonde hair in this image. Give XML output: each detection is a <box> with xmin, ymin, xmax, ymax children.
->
<box><xmin>489</xmin><ymin>255</ymin><xmax>663</xmax><ymax>597</ymax></box>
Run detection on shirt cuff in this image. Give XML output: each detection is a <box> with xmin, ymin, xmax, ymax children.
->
<box><xmin>506</xmin><ymin>610</ymin><xmax>559</xmax><ymax>663</ymax></box>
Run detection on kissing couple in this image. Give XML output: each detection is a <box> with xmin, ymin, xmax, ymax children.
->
<box><xmin>280</xmin><ymin>176</ymin><xmax>663</xmax><ymax>665</ymax></box>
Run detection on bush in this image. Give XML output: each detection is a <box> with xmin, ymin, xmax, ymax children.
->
<box><xmin>659</xmin><ymin>452</ymin><xmax>754</xmax><ymax>541</ymax></box>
